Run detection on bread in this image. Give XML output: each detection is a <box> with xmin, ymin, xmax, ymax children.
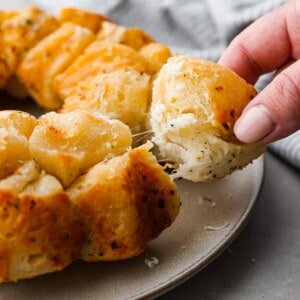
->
<box><xmin>96</xmin><ymin>21</ymin><xmax>153</xmax><ymax>50</ymax></box>
<box><xmin>0</xmin><ymin>7</ymin><xmax>59</xmax><ymax>82</ymax></box>
<box><xmin>0</xmin><ymin>108</ymin><xmax>180</xmax><ymax>282</ymax></box>
<box><xmin>0</xmin><ymin>10</ymin><xmax>17</xmax><ymax>88</ymax></box>
<box><xmin>61</xmin><ymin>69</ymin><xmax>151</xmax><ymax>130</ymax></box>
<box><xmin>68</xmin><ymin>143</ymin><xmax>180</xmax><ymax>261</ymax></box>
<box><xmin>0</xmin><ymin>160</ymin><xmax>85</xmax><ymax>282</ymax></box>
<box><xmin>0</xmin><ymin>110</ymin><xmax>37</xmax><ymax>179</ymax></box>
<box><xmin>55</xmin><ymin>42</ymin><xmax>150</xmax><ymax>99</ymax></box>
<box><xmin>58</xmin><ymin>7</ymin><xmax>110</xmax><ymax>33</ymax></box>
<box><xmin>18</xmin><ymin>22</ymin><xmax>95</xmax><ymax>110</ymax></box>
<box><xmin>139</xmin><ymin>42</ymin><xmax>172</xmax><ymax>74</ymax></box>
<box><xmin>150</xmin><ymin>55</ymin><xmax>265</xmax><ymax>182</ymax></box>
<box><xmin>29</xmin><ymin>110</ymin><xmax>132</xmax><ymax>187</ymax></box>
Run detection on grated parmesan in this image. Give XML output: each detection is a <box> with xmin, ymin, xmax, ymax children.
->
<box><xmin>144</xmin><ymin>256</ymin><xmax>159</xmax><ymax>268</ymax></box>
<box><xmin>204</xmin><ymin>222</ymin><xmax>228</xmax><ymax>231</ymax></box>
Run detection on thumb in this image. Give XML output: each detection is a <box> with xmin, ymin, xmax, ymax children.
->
<box><xmin>234</xmin><ymin>60</ymin><xmax>300</xmax><ymax>144</ymax></box>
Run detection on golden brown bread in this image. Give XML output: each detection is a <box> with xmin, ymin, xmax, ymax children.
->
<box><xmin>0</xmin><ymin>6</ymin><xmax>167</xmax><ymax>120</ymax></box>
<box><xmin>0</xmin><ymin>110</ymin><xmax>37</xmax><ymax>179</ymax></box>
<box><xmin>0</xmin><ymin>161</ymin><xmax>85</xmax><ymax>282</ymax></box>
<box><xmin>58</xmin><ymin>7</ymin><xmax>110</xmax><ymax>33</ymax></box>
<box><xmin>55</xmin><ymin>42</ymin><xmax>150</xmax><ymax>99</ymax></box>
<box><xmin>18</xmin><ymin>22</ymin><xmax>95</xmax><ymax>110</ymax></box>
<box><xmin>96</xmin><ymin>21</ymin><xmax>154</xmax><ymax>50</ymax></box>
<box><xmin>150</xmin><ymin>55</ymin><xmax>265</xmax><ymax>182</ymax></box>
<box><xmin>29</xmin><ymin>110</ymin><xmax>132</xmax><ymax>187</ymax></box>
<box><xmin>0</xmin><ymin>108</ymin><xmax>180</xmax><ymax>282</ymax></box>
<box><xmin>61</xmin><ymin>69</ymin><xmax>151</xmax><ymax>130</ymax></box>
<box><xmin>0</xmin><ymin>10</ymin><xmax>17</xmax><ymax>88</ymax></box>
<box><xmin>68</xmin><ymin>143</ymin><xmax>180</xmax><ymax>261</ymax></box>
<box><xmin>0</xmin><ymin>7</ymin><xmax>59</xmax><ymax>83</ymax></box>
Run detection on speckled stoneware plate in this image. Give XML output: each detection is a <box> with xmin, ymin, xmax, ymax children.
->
<box><xmin>0</xmin><ymin>96</ymin><xmax>265</xmax><ymax>300</ymax></box>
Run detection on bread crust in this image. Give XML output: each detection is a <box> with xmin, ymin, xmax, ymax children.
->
<box><xmin>97</xmin><ymin>21</ymin><xmax>154</xmax><ymax>50</ymax></box>
<box><xmin>55</xmin><ymin>42</ymin><xmax>150</xmax><ymax>99</ymax></box>
<box><xmin>0</xmin><ymin>162</ymin><xmax>85</xmax><ymax>282</ymax></box>
<box><xmin>58</xmin><ymin>7</ymin><xmax>110</xmax><ymax>33</ymax></box>
<box><xmin>61</xmin><ymin>69</ymin><xmax>151</xmax><ymax>129</ymax></box>
<box><xmin>0</xmin><ymin>7</ymin><xmax>59</xmax><ymax>76</ymax></box>
<box><xmin>18</xmin><ymin>23</ymin><xmax>95</xmax><ymax>110</ymax></box>
<box><xmin>68</xmin><ymin>144</ymin><xmax>180</xmax><ymax>261</ymax></box>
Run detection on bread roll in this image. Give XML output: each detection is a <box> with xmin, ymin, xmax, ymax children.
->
<box><xmin>139</xmin><ymin>42</ymin><xmax>172</xmax><ymax>74</ymax></box>
<box><xmin>58</xmin><ymin>7</ymin><xmax>110</xmax><ymax>33</ymax></box>
<box><xmin>55</xmin><ymin>42</ymin><xmax>149</xmax><ymax>99</ymax></box>
<box><xmin>0</xmin><ymin>110</ymin><xmax>37</xmax><ymax>179</ymax></box>
<box><xmin>29</xmin><ymin>110</ymin><xmax>132</xmax><ymax>187</ymax></box>
<box><xmin>150</xmin><ymin>55</ymin><xmax>265</xmax><ymax>182</ymax></box>
<box><xmin>18</xmin><ymin>23</ymin><xmax>95</xmax><ymax>110</ymax></box>
<box><xmin>0</xmin><ymin>161</ymin><xmax>84</xmax><ymax>282</ymax></box>
<box><xmin>61</xmin><ymin>69</ymin><xmax>151</xmax><ymax>130</ymax></box>
<box><xmin>68</xmin><ymin>143</ymin><xmax>180</xmax><ymax>261</ymax></box>
<box><xmin>0</xmin><ymin>7</ymin><xmax>59</xmax><ymax>77</ymax></box>
<box><xmin>97</xmin><ymin>21</ymin><xmax>153</xmax><ymax>50</ymax></box>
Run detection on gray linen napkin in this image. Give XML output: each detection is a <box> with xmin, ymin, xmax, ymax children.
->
<box><xmin>5</xmin><ymin>0</ymin><xmax>300</xmax><ymax>169</ymax></box>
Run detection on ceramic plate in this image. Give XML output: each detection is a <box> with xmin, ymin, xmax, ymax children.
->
<box><xmin>0</xmin><ymin>94</ymin><xmax>264</xmax><ymax>299</ymax></box>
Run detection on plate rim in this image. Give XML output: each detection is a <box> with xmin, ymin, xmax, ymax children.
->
<box><xmin>131</xmin><ymin>155</ymin><xmax>265</xmax><ymax>300</ymax></box>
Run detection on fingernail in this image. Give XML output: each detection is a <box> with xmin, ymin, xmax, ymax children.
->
<box><xmin>234</xmin><ymin>105</ymin><xmax>276</xmax><ymax>143</ymax></box>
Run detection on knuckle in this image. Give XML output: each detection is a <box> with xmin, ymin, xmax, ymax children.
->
<box><xmin>268</xmin><ymin>71</ymin><xmax>300</xmax><ymax>120</ymax></box>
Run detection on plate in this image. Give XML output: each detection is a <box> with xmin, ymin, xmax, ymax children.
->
<box><xmin>0</xmin><ymin>111</ymin><xmax>264</xmax><ymax>300</ymax></box>
<box><xmin>0</xmin><ymin>3</ymin><xmax>264</xmax><ymax>296</ymax></box>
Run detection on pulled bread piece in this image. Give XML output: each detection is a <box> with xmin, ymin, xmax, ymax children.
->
<box><xmin>0</xmin><ymin>161</ymin><xmax>85</xmax><ymax>283</ymax></box>
<box><xmin>68</xmin><ymin>143</ymin><xmax>180</xmax><ymax>261</ymax></box>
<box><xmin>150</xmin><ymin>55</ymin><xmax>266</xmax><ymax>182</ymax></box>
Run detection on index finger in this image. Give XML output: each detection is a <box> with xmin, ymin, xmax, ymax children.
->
<box><xmin>218</xmin><ymin>0</ymin><xmax>300</xmax><ymax>84</ymax></box>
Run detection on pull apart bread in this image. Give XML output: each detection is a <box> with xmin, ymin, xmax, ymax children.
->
<box><xmin>0</xmin><ymin>110</ymin><xmax>180</xmax><ymax>282</ymax></box>
<box><xmin>0</xmin><ymin>6</ymin><xmax>264</xmax><ymax>282</ymax></box>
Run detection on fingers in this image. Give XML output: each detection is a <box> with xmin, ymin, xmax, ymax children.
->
<box><xmin>218</xmin><ymin>0</ymin><xmax>300</xmax><ymax>84</ymax></box>
<box><xmin>234</xmin><ymin>59</ymin><xmax>300</xmax><ymax>144</ymax></box>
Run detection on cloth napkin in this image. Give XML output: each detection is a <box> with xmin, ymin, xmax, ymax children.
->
<box><xmin>5</xmin><ymin>0</ymin><xmax>300</xmax><ymax>169</ymax></box>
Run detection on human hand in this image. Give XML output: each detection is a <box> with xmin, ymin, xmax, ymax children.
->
<box><xmin>219</xmin><ymin>0</ymin><xmax>300</xmax><ymax>144</ymax></box>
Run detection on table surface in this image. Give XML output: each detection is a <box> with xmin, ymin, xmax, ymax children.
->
<box><xmin>159</xmin><ymin>151</ymin><xmax>300</xmax><ymax>300</ymax></box>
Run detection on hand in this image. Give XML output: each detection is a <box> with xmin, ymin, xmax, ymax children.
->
<box><xmin>219</xmin><ymin>0</ymin><xmax>300</xmax><ymax>144</ymax></box>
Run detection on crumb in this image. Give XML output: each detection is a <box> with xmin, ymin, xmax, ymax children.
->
<box><xmin>211</xmin><ymin>201</ymin><xmax>216</xmax><ymax>207</ymax></box>
<box><xmin>144</xmin><ymin>256</ymin><xmax>159</xmax><ymax>268</ymax></box>
<box><xmin>204</xmin><ymin>222</ymin><xmax>228</xmax><ymax>231</ymax></box>
<box><xmin>181</xmin><ymin>245</ymin><xmax>187</xmax><ymax>250</ymax></box>
<box><xmin>251</xmin><ymin>257</ymin><xmax>256</xmax><ymax>264</ymax></box>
